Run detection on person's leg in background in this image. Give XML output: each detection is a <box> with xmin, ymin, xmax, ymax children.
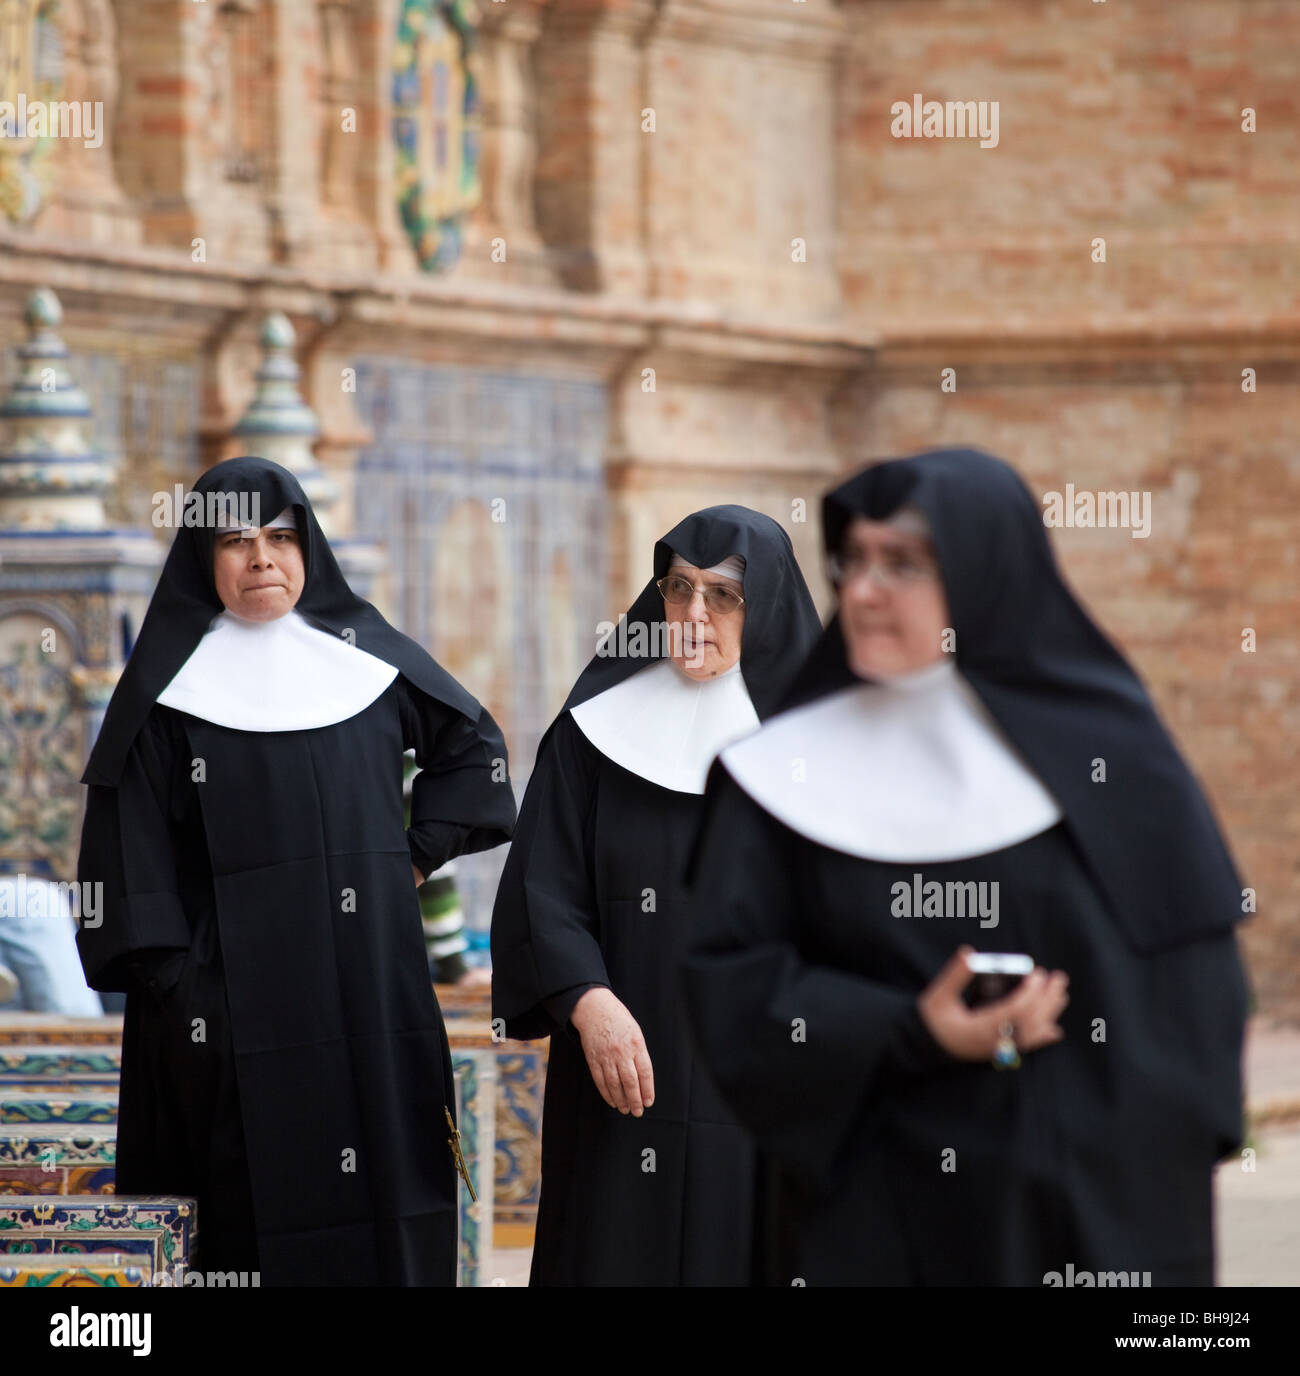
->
<box><xmin>0</xmin><ymin>877</ymin><xmax>103</xmax><ymax>1015</ymax></box>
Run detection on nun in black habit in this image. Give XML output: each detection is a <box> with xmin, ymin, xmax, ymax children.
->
<box><xmin>77</xmin><ymin>456</ymin><xmax>516</xmax><ymax>1286</ymax></box>
<box><xmin>490</xmin><ymin>506</ymin><xmax>821</xmax><ymax>1285</ymax></box>
<box><xmin>681</xmin><ymin>449</ymin><xmax>1250</xmax><ymax>1287</ymax></box>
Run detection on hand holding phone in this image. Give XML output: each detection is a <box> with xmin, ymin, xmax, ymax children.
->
<box><xmin>917</xmin><ymin>946</ymin><xmax>1070</xmax><ymax>1062</ymax></box>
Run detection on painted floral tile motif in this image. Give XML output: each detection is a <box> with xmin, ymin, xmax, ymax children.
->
<box><xmin>0</xmin><ymin>1252</ymin><xmax>151</xmax><ymax>1287</ymax></box>
<box><xmin>0</xmin><ymin>1196</ymin><xmax>195</xmax><ymax>1274</ymax></box>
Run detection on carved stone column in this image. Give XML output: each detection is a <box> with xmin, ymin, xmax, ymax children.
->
<box><xmin>532</xmin><ymin>0</ymin><xmax>660</xmax><ymax>295</ymax></box>
<box><xmin>465</xmin><ymin>0</ymin><xmax>553</xmax><ymax>285</ymax></box>
<box><xmin>0</xmin><ymin>288</ymin><xmax>159</xmax><ymax>880</ymax></box>
<box><xmin>353</xmin><ymin>0</ymin><xmax>418</xmax><ymax>273</ymax></box>
<box><xmin>35</xmin><ymin>0</ymin><xmax>141</xmax><ymax>244</ymax></box>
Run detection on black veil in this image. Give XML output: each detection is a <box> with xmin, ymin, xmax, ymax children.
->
<box><xmin>84</xmin><ymin>456</ymin><xmax>496</xmax><ymax>787</ymax></box>
<box><xmin>559</xmin><ymin>504</ymin><xmax>822</xmax><ymax>724</ymax></box>
<box><xmin>768</xmin><ymin>447</ymin><xmax>1245</xmax><ymax>954</ymax></box>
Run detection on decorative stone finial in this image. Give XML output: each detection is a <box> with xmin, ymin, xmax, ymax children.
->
<box><xmin>0</xmin><ymin>287</ymin><xmax>112</xmax><ymax>531</ymax></box>
<box><xmin>231</xmin><ymin>313</ymin><xmax>338</xmax><ymax>532</ymax></box>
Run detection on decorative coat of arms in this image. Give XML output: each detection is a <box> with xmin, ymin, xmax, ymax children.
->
<box><xmin>0</xmin><ymin>0</ymin><xmax>62</xmax><ymax>225</ymax></box>
<box><xmin>392</xmin><ymin>0</ymin><xmax>481</xmax><ymax>272</ymax></box>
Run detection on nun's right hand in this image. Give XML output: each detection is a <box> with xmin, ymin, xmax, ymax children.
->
<box><xmin>570</xmin><ymin>987</ymin><xmax>656</xmax><ymax>1117</ymax></box>
<box><xmin>917</xmin><ymin>946</ymin><xmax>1069</xmax><ymax>1062</ymax></box>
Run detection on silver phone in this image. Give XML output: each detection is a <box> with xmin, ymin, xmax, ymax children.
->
<box><xmin>964</xmin><ymin>952</ymin><xmax>1033</xmax><ymax>1008</ymax></box>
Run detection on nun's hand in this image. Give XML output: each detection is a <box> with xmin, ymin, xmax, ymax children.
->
<box><xmin>412</xmin><ymin>863</ymin><xmax>425</xmax><ymax>887</ymax></box>
<box><xmin>570</xmin><ymin>987</ymin><xmax>656</xmax><ymax>1117</ymax></box>
<box><xmin>917</xmin><ymin>946</ymin><xmax>1069</xmax><ymax>1062</ymax></box>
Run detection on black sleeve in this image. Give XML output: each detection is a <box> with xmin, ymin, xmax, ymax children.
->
<box><xmin>490</xmin><ymin>712</ymin><xmax>612</xmax><ymax>1041</ymax></box>
<box><xmin>399</xmin><ymin>677</ymin><xmax>517</xmax><ymax>877</ymax></box>
<box><xmin>76</xmin><ymin>709</ymin><xmax>193</xmax><ymax>994</ymax></box>
<box><xmin>543</xmin><ymin>982</ymin><xmax>601</xmax><ymax>1027</ymax></box>
<box><xmin>1146</xmin><ymin>927</ymin><xmax>1250</xmax><ymax>1164</ymax></box>
<box><xmin>680</xmin><ymin>764</ymin><xmax>958</xmax><ymax>1188</ymax></box>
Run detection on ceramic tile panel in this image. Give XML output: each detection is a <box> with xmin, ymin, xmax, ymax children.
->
<box><xmin>451</xmin><ymin>1049</ymin><xmax>495</xmax><ymax>1288</ymax></box>
<box><xmin>0</xmin><ymin>1088</ymin><xmax>118</xmax><ymax>1125</ymax></box>
<box><xmin>493</xmin><ymin>1049</ymin><xmax>546</xmax><ymax>1228</ymax></box>
<box><xmin>0</xmin><ymin>1195</ymin><xmax>195</xmax><ymax>1276</ymax></box>
<box><xmin>0</xmin><ymin>1124</ymin><xmax>116</xmax><ymax>1170</ymax></box>
<box><xmin>0</xmin><ymin>1018</ymin><xmax>124</xmax><ymax>1046</ymax></box>
<box><xmin>351</xmin><ymin>360</ymin><xmax>608</xmax><ymax>941</ymax></box>
<box><xmin>0</xmin><ymin>1045</ymin><xmax>122</xmax><ymax>1081</ymax></box>
<box><xmin>0</xmin><ymin>1252</ymin><xmax>151</xmax><ymax>1286</ymax></box>
<box><xmin>0</xmin><ymin>1166</ymin><xmax>68</xmax><ymax>1195</ymax></box>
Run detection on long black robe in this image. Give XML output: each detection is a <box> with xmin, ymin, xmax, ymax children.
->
<box><xmin>682</xmin><ymin>767</ymin><xmax>1250</xmax><ymax>1287</ymax></box>
<box><xmin>77</xmin><ymin>674</ymin><xmax>513</xmax><ymax>1286</ymax></box>
<box><xmin>493</xmin><ymin>710</ymin><xmax>758</xmax><ymax>1286</ymax></box>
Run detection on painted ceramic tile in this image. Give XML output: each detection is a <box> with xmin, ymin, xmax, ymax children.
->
<box><xmin>0</xmin><ymin>1195</ymin><xmax>195</xmax><ymax>1274</ymax></box>
<box><xmin>0</xmin><ymin>1089</ymin><xmax>118</xmax><ymax>1125</ymax></box>
<box><xmin>0</xmin><ymin>1166</ymin><xmax>67</xmax><ymax>1195</ymax></box>
<box><xmin>64</xmin><ymin>1166</ymin><xmax>115</xmax><ymax>1194</ymax></box>
<box><xmin>0</xmin><ymin>1125</ymin><xmax>115</xmax><ymax>1168</ymax></box>
<box><xmin>0</xmin><ymin>1018</ymin><xmax>124</xmax><ymax>1046</ymax></box>
<box><xmin>451</xmin><ymin>1052</ymin><xmax>477</xmax><ymax>1288</ymax></box>
<box><xmin>0</xmin><ymin>1252</ymin><xmax>151</xmax><ymax>1286</ymax></box>
<box><xmin>0</xmin><ymin>1046</ymin><xmax>121</xmax><ymax>1080</ymax></box>
<box><xmin>494</xmin><ymin>1049</ymin><xmax>545</xmax><ymax>1226</ymax></box>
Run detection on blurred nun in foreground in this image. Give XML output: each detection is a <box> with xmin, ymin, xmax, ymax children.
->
<box><xmin>681</xmin><ymin>449</ymin><xmax>1249</xmax><ymax>1286</ymax></box>
<box><xmin>491</xmin><ymin>506</ymin><xmax>820</xmax><ymax>1285</ymax></box>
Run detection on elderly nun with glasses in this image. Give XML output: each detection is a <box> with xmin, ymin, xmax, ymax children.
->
<box><xmin>679</xmin><ymin>449</ymin><xmax>1250</xmax><ymax>1287</ymax></box>
<box><xmin>491</xmin><ymin>506</ymin><xmax>821</xmax><ymax>1285</ymax></box>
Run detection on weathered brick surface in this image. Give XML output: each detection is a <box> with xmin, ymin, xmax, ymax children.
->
<box><xmin>836</xmin><ymin>0</ymin><xmax>1298</xmax><ymax>328</ymax></box>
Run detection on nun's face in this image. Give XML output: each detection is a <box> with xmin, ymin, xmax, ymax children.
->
<box><xmin>834</xmin><ymin>517</ymin><xmax>950</xmax><ymax>678</ymax></box>
<box><xmin>212</xmin><ymin>525</ymin><xmax>306</xmax><ymax>621</ymax></box>
<box><xmin>661</xmin><ymin>563</ymin><xmax>746</xmax><ymax>680</ymax></box>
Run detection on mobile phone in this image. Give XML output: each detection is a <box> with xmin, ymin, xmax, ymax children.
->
<box><xmin>963</xmin><ymin>953</ymin><xmax>1034</xmax><ymax>1008</ymax></box>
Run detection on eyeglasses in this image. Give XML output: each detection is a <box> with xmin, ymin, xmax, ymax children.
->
<box><xmin>825</xmin><ymin>548</ymin><xmax>939</xmax><ymax>591</ymax></box>
<box><xmin>656</xmin><ymin>574</ymin><xmax>745</xmax><ymax>615</ymax></box>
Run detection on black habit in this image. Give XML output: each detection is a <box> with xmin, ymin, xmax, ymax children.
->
<box><xmin>77</xmin><ymin>457</ymin><xmax>516</xmax><ymax>1286</ymax></box>
<box><xmin>681</xmin><ymin>449</ymin><xmax>1251</xmax><ymax>1287</ymax></box>
<box><xmin>491</xmin><ymin>506</ymin><xmax>821</xmax><ymax>1285</ymax></box>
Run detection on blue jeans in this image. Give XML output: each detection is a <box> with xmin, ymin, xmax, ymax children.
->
<box><xmin>0</xmin><ymin>878</ymin><xmax>103</xmax><ymax>1015</ymax></box>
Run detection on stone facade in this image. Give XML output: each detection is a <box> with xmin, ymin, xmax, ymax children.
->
<box><xmin>0</xmin><ymin>1</ymin><xmax>1294</xmax><ymax>1011</ymax></box>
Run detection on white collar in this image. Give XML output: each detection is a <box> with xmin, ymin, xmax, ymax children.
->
<box><xmin>720</xmin><ymin>657</ymin><xmax>1062</xmax><ymax>861</ymax></box>
<box><xmin>156</xmin><ymin>609</ymin><xmax>399</xmax><ymax>731</ymax></box>
<box><xmin>570</xmin><ymin>658</ymin><xmax>760</xmax><ymax>795</ymax></box>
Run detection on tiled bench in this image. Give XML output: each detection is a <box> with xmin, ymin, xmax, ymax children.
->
<box><xmin>0</xmin><ymin>1021</ymin><xmax>497</xmax><ymax>1286</ymax></box>
<box><xmin>2</xmin><ymin>998</ymin><xmax>549</xmax><ymax>1252</ymax></box>
<box><xmin>0</xmin><ymin>1195</ymin><xmax>194</xmax><ymax>1284</ymax></box>
<box><xmin>0</xmin><ymin>1251</ymin><xmax>153</xmax><ymax>1287</ymax></box>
